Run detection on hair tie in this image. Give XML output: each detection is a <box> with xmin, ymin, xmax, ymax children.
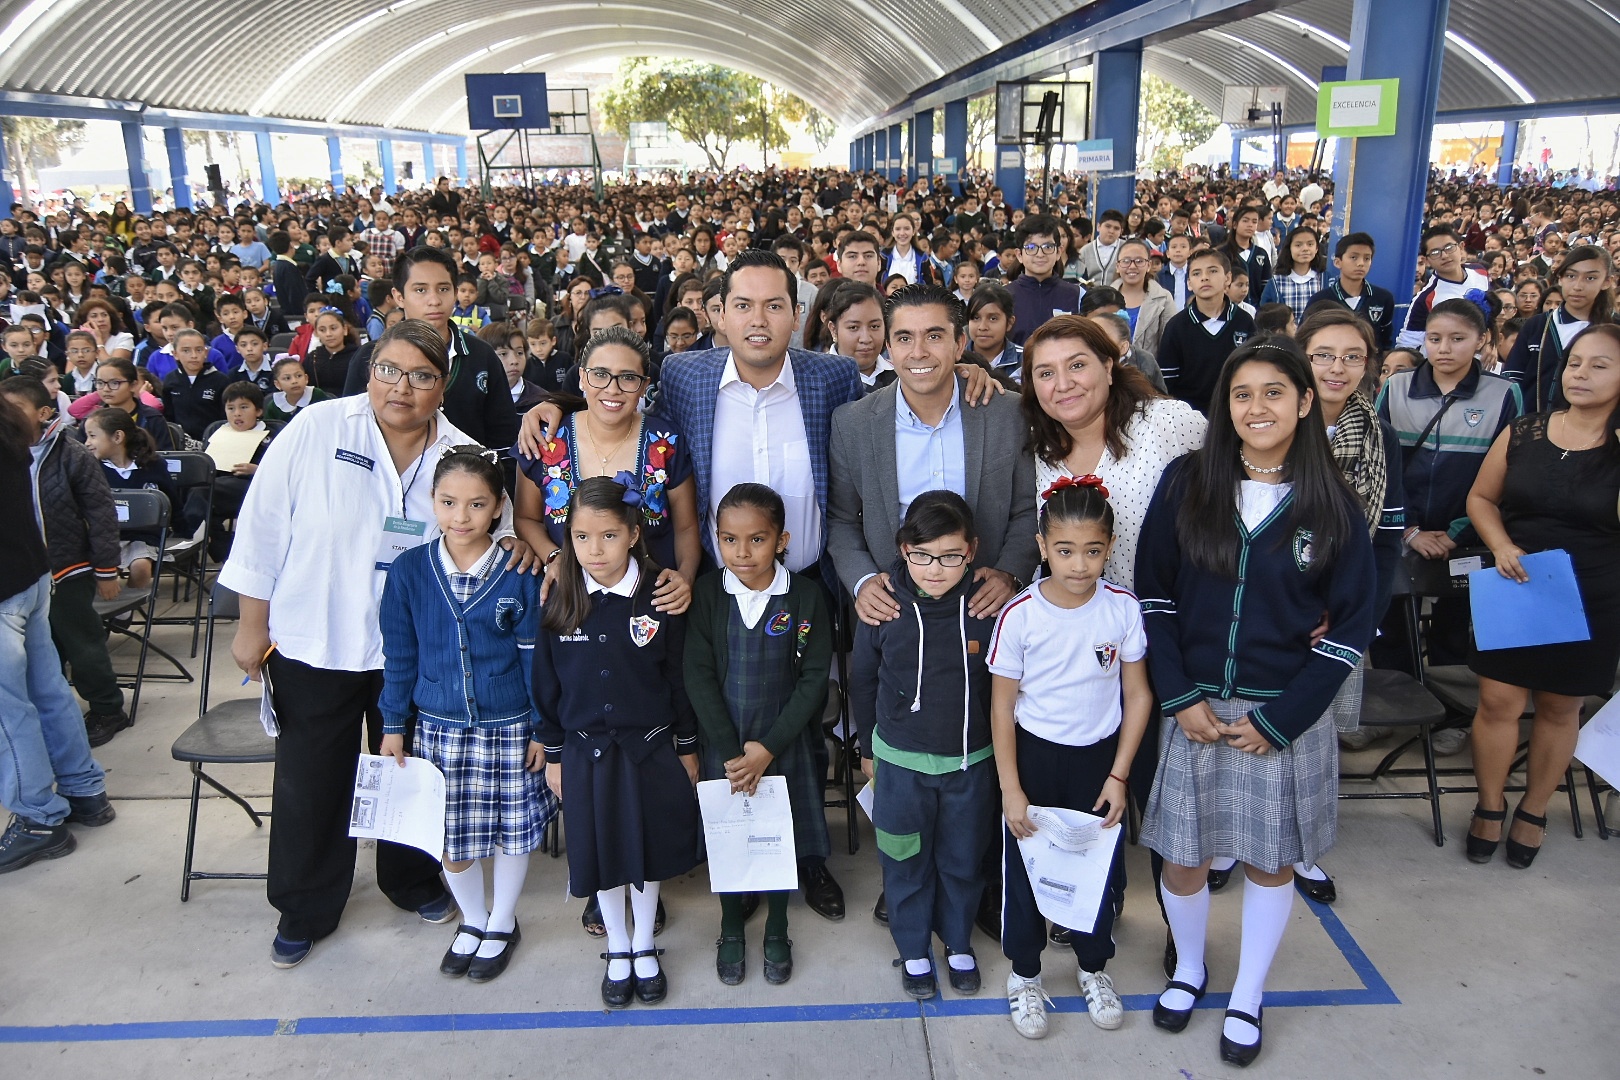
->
<box><xmin>1462</xmin><ymin>288</ymin><xmax>1494</xmax><ymax>324</ymax></box>
<box><xmin>611</xmin><ymin>469</ymin><xmax>643</xmax><ymax>507</ymax></box>
<box><xmin>324</xmin><ymin>280</ymin><xmax>343</xmax><ymax>294</ymax></box>
<box><xmin>318</xmin><ymin>305</ymin><xmax>343</xmax><ymax>316</ymax></box>
<box><xmin>589</xmin><ymin>284</ymin><xmax>624</xmax><ymax>299</ymax></box>
<box><xmin>1041</xmin><ymin>474</ymin><xmax>1109</xmax><ymax>501</ymax></box>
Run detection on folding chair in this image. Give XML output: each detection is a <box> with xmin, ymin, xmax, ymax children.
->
<box><xmin>167</xmin><ymin>422</ymin><xmax>188</xmax><ymax>453</ymax></box>
<box><xmin>825</xmin><ymin>593</ymin><xmax>860</xmax><ymax>855</ymax></box>
<box><xmin>93</xmin><ymin>488</ymin><xmax>177</xmax><ymax>722</ymax></box>
<box><xmin>268</xmin><ymin>332</ymin><xmax>295</xmax><ymax>354</ymax></box>
<box><xmin>155</xmin><ymin>450</ymin><xmax>216</xmax><ymax>657</ymax></box>
<box><xmin>170</xmin><ymin>583</ymin><xmax>276</xmax><ymax>901</ymax></box>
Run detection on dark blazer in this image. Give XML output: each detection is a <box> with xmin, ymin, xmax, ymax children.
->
<box><xmin>826</xmin><ymin>375</ymin><xmax>1040</xmax><ymax>596</ymax></box>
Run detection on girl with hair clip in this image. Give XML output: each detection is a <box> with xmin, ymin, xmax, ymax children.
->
<box><xmin>1502</xmin><ymin>244</ymin><xmax>1615</xmax><ymax>413</ymax></box>
<box><xmin>991</xmin><ymin>476</ymin><xmax>1152</xmax><ymax>1038</ymax></box>
<box><xmin>686</xmin><ymin>482</ymin><xmax>833</xmax><ymax>988</ymax></box>
<box><xmin>1136</xmin><ymin>336</ymin><xmax>1378</xmax><ymax>1068</ymax></box>
<box><xmin>532</xmin><ymin>474</ymin><xmax>700</xmax><ymax>1009</ymax></box>
<box><xmin>378</xmin><ymin>447</ymin><xmax>555</xmax><ymax>983</ymax></box>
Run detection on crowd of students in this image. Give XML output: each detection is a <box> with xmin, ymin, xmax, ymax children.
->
<box><xmin>1</xmin><ymin>161</ymin><xmax>1616</xmax><ymax>1068</ymax></box>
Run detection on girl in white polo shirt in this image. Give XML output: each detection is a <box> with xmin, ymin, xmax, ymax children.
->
<box><xmin>989</xmin><ymin>476</ymin><xmax>1152</xmax><ymax>1040</ymax></box>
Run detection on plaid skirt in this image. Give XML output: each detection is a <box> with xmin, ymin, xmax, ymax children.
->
<box><xmin>1140</xmin><ymin>695</ymin><xmax>1338</xmax><ymax>873</ymax></box>
<box><xmin>416</xmin><ymin>720</ymin><xmax>557</xmax><ymax>862</ymax></box>
<box><xmin>1330</xmin><ymin>659</ymin><xmax>1367</xmax><ymax>733</ymax></box>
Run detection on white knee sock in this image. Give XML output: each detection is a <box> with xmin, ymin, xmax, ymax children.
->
<box><xmin>477</xmin><ymin>850</ymin><xmax>531</xmax><ymax>959</ymax></box>
<box><xmin>1225</xmin><ymin>876</ymin><xmax>1295</xmax><ymax>1045</ymax></box>
<box><xmin>630</xmin><ymin>882</ymin><xmax>662</xmax><ymax>978</ymax></box>
<box><xmin>1158</xmin><ymin>884</ymin><xmax>1209</xmax><ymax>1011</ymax></box>
<box><xmin>442</xmin><ymin>863</ymin><xmax>487</xmax><ymax>955</ymax></box>
<box><xmin>1211</xmin><ymin>856</ymin><xmax>1237</xmax><ymax>872</ymax></box>
<box><xmin>598</xmin><ymin>885</ymin><xmax>630</xmax><ymax>980</ymax></box>
<box><xmin>1293</xmin><ymin>861</ymin><xmax>1328</xmax><ymax>881</ymax></box>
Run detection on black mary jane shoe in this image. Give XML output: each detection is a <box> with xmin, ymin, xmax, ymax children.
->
<box><xmin>873</xmin><ymin>890</ymin><xmax>889</xmax><ymax>926</ymax></box>
<box><xmin>1152</xmin><ymin>969</ymin><xmax>1209</xmax><ymax>1033</ymax></box>
<box><xmin>1505</xmin><ymin>805</ymin><xmax>1548</xmax><ymax>870</ymax></box>
<box><xmin>467</xmin><ymin>923</ymin><xmax>521</xmax><ymax>983</ymax></box>
<box><xmin>762</xmin><ymin>935</ymin><xmax>794</xmax><ymax>985</ymax></box>
<box><xmin>438</xmin><ymin>924</ymin><xmax>485</xmax><ymax>977</ymax></box>
<box><xmin>1295</xmin><ymin>873</ymin><xmax>1337</xmax><ymax>905</ymax></box>
<box><xmin>715</xmin><ymin>935</ymin><xmax>746</xmax><ymax>985</ymax></box>
<box><xmin>1219</xmin><ymin>1007</ymin><xmax>1264</xmax><ymax>1067</ymax></box>
<box><xmin>945</xmin><ymin>949</ymin><xmax>980</xmax><ymax>995</ymax></box>
<box><xmin>600</xmin><ymin>951</ymin><xmax>636</xmax><ymax>1008</ymax></box>
<box><xmin>1207</xmin><ymin>865</ymin><xmax>1233</xmax><ymax>892</ymax></box>
<box><xmin>894</xmin><ymin>958</ymin><xmax>938</xmax><ymax>1000</ymax></box>
<box><xmin>1467</xmin><ymin>804</ymin><xmax>1507</xmax><ymax>864</ymax></box>
<box><xmin>632</xmin><ymin>948</ymin><xmax>667</xmax><ymax>1004</ymax></box>
<box><xmin>582</xmin><ymin>893</ymin><xmax>606</xmax><ymax>938</ymax></box>
<box><xmin>1163</xmin><ymin>928</ymin><xmax>1178</xmax><ymax>981</ymax></box>
<box><xmin>1049</xmin><ymin>924</ymin><xmax>1073</xmax><ymax>946</ymax></box>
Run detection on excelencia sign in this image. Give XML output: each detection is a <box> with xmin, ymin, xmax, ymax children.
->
<box><xmin>1316</xmin><ymin>79</ymin><xmax>1400</xmax><ymax>138</ymax></box>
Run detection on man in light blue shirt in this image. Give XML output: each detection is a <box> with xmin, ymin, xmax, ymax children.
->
<box><xmin>894</xmin><ymin>369</ymin><xmax>966</xmax><ymax>518</ymax></box>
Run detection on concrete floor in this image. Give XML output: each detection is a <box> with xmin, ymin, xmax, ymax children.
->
<box><xmin>2</xmin><ymin>601</ymin><xmax>1615</xmax><ymax>1079</ymax></box>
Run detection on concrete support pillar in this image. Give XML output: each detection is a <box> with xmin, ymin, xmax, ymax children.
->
<box><xmin>123</xmin><ymin>122</ymin><xmax>152</xmax><ymax>215</ymax></box>
<box><xmin>1231</xmin><ymin>133</ymin><xmax>1244</xmax><ymax>173</ymax></box>
<box><xmin>944</xmin><ymin>97</ymin><xmax>968</xmax><ymax>192</ymax></box>
<box><xmin>327</xmin><ymin>136</ymin><xmax>345</xmax><ymax>194</ymax></box>
<box><xmin>0</xmin><ymin>135</ymin><xmax>13</xmax><ymax>217</ymax></box>
<box><xmin>995</xmin><ymin>148</ymin><xmax>1026</xmax><ymax>211</ymax></box>
<box><xmin>164</xmin><ymin>126</ymin><xmax>191</xmax><ymax>210</ymax></box>
<box><xmin>1092</xmin><ymin>44</ymin><xmax>1143</xmax><ymax>215</ymax></box>
<box><xmin>912</xmin><ymin>109</ymin><xmax>933</xmax><ymax>181</ymax></box>
<box><xmin>254</xmin><ymin>130</ymin><xmax>279</xmax><ymax>205</ymax></box>
<box><xmin>379</xmin><ymin>139</ymin><xmax>397</xmax><ymax>196</ymax></box>
<box><xmin>1497</xmin><ymin>120</ymin><xmax>1519</xmax><ymax>186</ymax></box>
<box><xmin>888</xmin><ymin>122</ymin><xmax>903</xmax><ymax>183</ymax></box>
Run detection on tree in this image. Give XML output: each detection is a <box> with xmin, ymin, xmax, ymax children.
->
<box><xmin>1137</xmin><ymin>75</ymin><xmax>1218</xmax><ymax>172</ymax></box>
<box><xmin>967</xmin><ymin>96</ymin><xmax>996</xmax><ymax>169</ymax></box>
<box><xmin>2</xmin><ymin>116</ymin><xmax>87</xmax><ymax>208</ymax></box>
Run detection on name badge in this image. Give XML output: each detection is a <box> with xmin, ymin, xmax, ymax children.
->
<box><xmin>375</xmin><ymin>516</ymin><xmax>427</xmax><ymax>570</ymax></box>
<box><xmin>336</xmin><ymin>448</ymin><xmax>375</xmax><ymax>471</ymax></box>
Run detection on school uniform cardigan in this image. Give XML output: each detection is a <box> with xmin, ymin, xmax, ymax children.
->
<box><xmin>379</xmin><ymin>542</ymin><xmax>540</xmax><ymax>736</ymax></box>
<box><xmin>1135</xmin><ymin>455</ymin><xmax>1379</xmax><ymax>750</ymax></box>
<box><xmin>1157</xmin><ymin>300</ymin><xmax>1258</xmax><ymax>416</ymax></box>
<box><xmin>1306</xmin><ymin>279</ymin><xmax>1397</xmax><ymax>351</ymax></box>
<box><xmin>533</xmin><ymin>566</ymin><xmax>698</xmax><ymax>765</ymax></box>
<box><xmin>1500</xmin><ymin>307</ymin><xmax>1585</xmax><ymax>414</ymax></box>
<box><xmin>684</xmin><ymin>570</ymin><xmax>832</xmax><ymax>763</ymax></box>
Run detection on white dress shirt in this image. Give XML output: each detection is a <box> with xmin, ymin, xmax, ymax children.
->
<box><xmin>218</xmin><ymin>395</ymin><xmax>513</xmax><ymax>672</ymax></box>
<box><xmin>585</xmin><ymin>559</ymin><xmax>640</xmax><ymax>597</ymax></box>
<box><xmin>710</xmin><ymin>352</ymin><xmax>821</xmax><ymax>572</ymax></box>
<box><xmin>722</xmin><ymin>562</ymin><xmax>790</xmax><ymax>629</ymax></box>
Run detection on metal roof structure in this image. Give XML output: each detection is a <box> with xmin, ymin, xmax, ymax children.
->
<box><xmin>0</xmin><ymin>0</ymin><xmax>1615</xmax><ymax>134</ymax></box>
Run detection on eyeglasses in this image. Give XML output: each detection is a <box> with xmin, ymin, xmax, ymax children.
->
<box><xmin>665</xmin><ymin>331</ymin><xmax>698</xmax><ymax>347</ymax></box>
<box><xmin>93</xmin><ymin>379</ymin><xmax>127</xmax><ymax>390</ymax></box>
<box><xmin>1023</xmin><ymin>242</ymin><xmax>1058</xmax><ymax>255</ymax></box>
<box><xmin>1118</xmin><ymin>257</ymin><xmax>1150</xmax><ymax>268</ymax></box>
<box><xmin>584</xmin><ymin>367</ymin><xmax>651</xmax><ymax>393</ymax></box>
<box><xmin>370</xmin><ymin>361</ymin><xmax>445</xmax><ymax>390</ymax></box>
<box><xmin>1423</xmin><ymin>242</ymin><xmax>1460</xmax><ymax>259</ymax></box>
<box><xmin>1308</xmin><ymin>351</ymin><xmax>1369</xmax><ymax>368</ymax></box>
<box><xmin>904</xmin><ymin>550</ymin><xmax>969</xmax><ymax>567</ymax></box>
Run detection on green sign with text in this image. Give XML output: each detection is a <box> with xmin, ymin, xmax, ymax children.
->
<box><xmin>1316</xmin><ymin>79</ymin><xmax>1400</xmax><ymax>138</ymax></box>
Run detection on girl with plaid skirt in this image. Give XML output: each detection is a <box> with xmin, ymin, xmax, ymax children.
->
<box><xmin>685</xmin><ymin>483</ymin><xmax>832</xmax><ymax>988</ymax></box>
<box><xmin>1135</xmin><ymin>338</ymin><xmax>1378</xmax><ymax>1068</ymax></box>
<box><xmin>379</xmin><ymin>447</ymin><xmax>556</xmax><ymax>984</ymax></box>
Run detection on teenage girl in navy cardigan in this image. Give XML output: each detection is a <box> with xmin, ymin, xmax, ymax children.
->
<box><xmin>532</xmin><ymin>474</ymin><xmax>700</xmax><ymax>1009</ymax></box>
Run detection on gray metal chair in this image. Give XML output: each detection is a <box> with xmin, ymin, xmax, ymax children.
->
<box><xmin>155</xmin><ymin>451</ymin><xmax>215</xmax><ymax>657</ymax></box>
<box><xmin>92</xmin><ymin>488</ymin><xmax>174</xmax><ymax>722</ymax></box>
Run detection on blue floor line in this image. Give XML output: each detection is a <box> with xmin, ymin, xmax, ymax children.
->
<box><xmin>0</xmin><ymin>888</ymin><xmax>1399</xmax><ymax>1044</ymax></box>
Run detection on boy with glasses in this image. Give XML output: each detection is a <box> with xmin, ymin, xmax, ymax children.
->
<box><xmin>1396</xmin><ymin>225</ymin><xmax>1491</xmax><ymax>349</ymax></box>
<box><xmin>1007</xmin><ymin>214</ymin><xmax>1083</xmax><ymax>347</ymax></box>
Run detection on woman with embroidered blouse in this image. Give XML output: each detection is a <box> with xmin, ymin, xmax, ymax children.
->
<box><xmin>513</xmin><ymin>325</ymin><xmax>700</xmax><ymax>614</ymax></box>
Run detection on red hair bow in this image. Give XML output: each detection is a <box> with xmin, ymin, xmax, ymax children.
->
<box><xmin>1041</xmin><ymin>474</ymin><xmax>1109</xmax><ymax>501</ymax></box>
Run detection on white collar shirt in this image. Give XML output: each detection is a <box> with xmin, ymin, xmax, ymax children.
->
<box><xmin>711</xmin><ymin>352</ymin><xmax>820</xmax><ymax>572</ymax></box>
<box><xmin>722</xmin><ymin>562</ymin><xmax>790</xmax><ymax>629</ymax></box>
<box><xmin>585</xmin><ymin>559</ymin><xmax>641</xmax><ymax>597</ymax></box>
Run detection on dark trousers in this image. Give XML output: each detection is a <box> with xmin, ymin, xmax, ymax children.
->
<box><xmin>265</xmin><ymin>652</ymin><xmax>445</xmax><ymax>941</ymax></box>
<box><xmin>1002</xmin><ymin>726</ymin><xmax>1122</xmax><ymax>978</ymax></box>
<box><xmin>47</xmin><ymin>573</ymin><xmax>123</xmax><ymax>715</ymax></box>
<box><xmin>874</xmin><ymin>757</ymin><xmax>996</xmax><ymax>960</ymax></box>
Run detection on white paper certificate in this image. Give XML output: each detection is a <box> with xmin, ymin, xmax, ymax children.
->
<box><xmin>697</xmin><ymin>776</ymin><xmax>799</xmax><ymax>893</ymax></box>
<box><xmin>1575</xmin><ymin>694</ymin><xmax>1620</xmax><ymax>790</ymax></box>
<box><xmin>348</xmin><ymin>754</ymin><xmax>447</xmax><ymax>859</ymax></box>
<box><xmin>1014</xmin><ymin>805</ymin><xmax>1122</xmax><ymax>934</ymax></box>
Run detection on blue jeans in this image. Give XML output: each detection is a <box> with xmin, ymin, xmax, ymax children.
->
<box><xmin>0</xmin><ymin>574</ymin><xmax>105</xmax><ymax>824</ymax></box>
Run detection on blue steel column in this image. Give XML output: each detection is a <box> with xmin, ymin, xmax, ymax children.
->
<box><xmin>163</xmin><ymin>127</ymin><xmax>191</xmax><ymax>210</ymax></box>
<box><xmin>995</xmin><ymin>146</ymin><xmax>1026</xmax><ymax>210</ymax></box>
<box><xmin>864</xmin><ymin>132</ymin><xmax>875</xmax><ymax>174</ymax></box>
<box><xmin>1497</xmin><ymin>120</ymin><xmax>1519</xmax><ymax>185</ymax></box>
<box><xmin>1093</xmin><ymin>44</ymin><xmax>1142</xmax><ymax>215</ymax></box>
<box><xmin>122</xmin><ymin>122</ymin><xmax>152</xmax><ymax>215</ymax></box>
<box><xmin>1332</xmin><ymin>0</ymin><xmax>1448</xmax><ymax>301</ymax></box>
<box><xmin>1231</xmin><ymin>134</ymin><xmax>1244</xmax><ymax>172</ymax></box>
<box><xmin>0</xmin><ymin>135</ymin><xmax>14</xmax><ymax>216</ymax></box>
<box><xmin>888</xmin><ymin>122</ymin><xmax>903</xmax><ymax>183</ymax></box>
<box><xmin>455</xmin><ymin>142</ymin><xmax>468</xmax><ymax>185</ymax></box>
<box><xmin>421</xmin><ymin>140</ymin><xmax>434</xmax><ymax>184</ymax></box>
<box><xmin>254</xmin><ymin>130</ymin><xmax>279</xmax><ymax>205</ymax></box>
<box><xmin>913</xmin><ymin>109</ymin><xmax>933</xmax><ymax>180</ymax></box>
<box><xmin>328</xmin><ymin>136</ymin><xmax>345</xmax><ymax>193</ymax></box>
<box><xmin>875</xmin><ymin>127</ymin><xmax>888</xmax><ymax>181</ymax></box>
<box><xmin>944</xmin><ymin>97</ymin><xmax>968</xmax><ymax>192</ymax></box>
<box><xmin>379</xmin><ymin>140</ymin><xmax>397</xmax><ymax>195</ymax></box>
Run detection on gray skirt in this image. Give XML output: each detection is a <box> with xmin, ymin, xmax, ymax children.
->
<box><xmin>1140</xmin><ymin>695</ymin><xmax>1338</xmax><ymax>873</ymax></box>
<box><xmin>1330</xmin><ymin>660</ymin><xmax>1367</xmax><ymax>733</ymax></box>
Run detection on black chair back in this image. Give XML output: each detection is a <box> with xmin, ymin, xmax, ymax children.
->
<box><xmin>159</xmin><ymin>450</ymin><xmax>216</xmax><ymax>488</ymax></box>
<box><xmin>113</xmin><ymin>488</ymin><xmax>171</xmax><ymax>533</ymax></box>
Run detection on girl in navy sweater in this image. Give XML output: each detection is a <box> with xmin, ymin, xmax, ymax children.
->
<box><xmin>82</xmin><ymin>406</ymin><xmax>183</xmax><ymax>591</ymax></box>
<box><xmin>378</xmin><ymin>447</ymin><xmax>553</xmax><ymax>984</ymax></box>
<box><xmin>533</xmin><ymin>474</ymin><xmax>699</xmax><ymax>1009</ymax></box>
<box><xmin>1136</xmin><ymin>337</ymin><xmax>1377</xmax><ymax>1068</ymax></box>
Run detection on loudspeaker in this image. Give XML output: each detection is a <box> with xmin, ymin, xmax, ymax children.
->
<box><xmin>205</xmin><ymin>163</ymin><xmax>224</xmax><ymax>191</ymax></box>
<box><xmin>404</xmin><ymin>161</ymin><xmax>414</xmax><ymax>180</ymax></box>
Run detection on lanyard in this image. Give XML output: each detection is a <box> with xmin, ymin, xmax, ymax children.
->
<box><xmin>398</xmin><ymin>425</ymin><xmax>432</xmax><ymax>519</ymax></box>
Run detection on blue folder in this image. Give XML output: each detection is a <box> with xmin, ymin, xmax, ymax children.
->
<box><xmin>1469</xmin><ymin>549</ymin><xmax>1590</xmax><ymax>651</ymax></box>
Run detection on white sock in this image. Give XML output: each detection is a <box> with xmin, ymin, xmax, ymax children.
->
<box><xmin>477</xmin><ymin>850</ymin><xmax>530</xmax><ymax>959</ymax></box>
<box><xmin>630</xmin><ymin>882</ymin><xmax>662</xmax><ymax>978</ymax></box>
<box><xmin>1159</xmin><ymin>884</ymin><xmax>1210</xmax><ymax>1011</ymax></box>
<box><xmin>947</xmin><ymin>953</ymin><xmax>976</xmax><ymax>972</ymax></box>
<box><xmin>598</xmin><ymin>885</ymin><xmax>630</xmax><ymax>980</ymax></box>
<box><xmin>905</xmin><ymin>958</ymin><xmax>932</xmax><ymax>975</ymax></box>
<box><xmin>442</xmin><ymin>863</ymin><xmax>487</xmax><ymax>955</ymax></box>
<box><xmin>1211</xmin><ymin>856</ymin><xmax>1237</xmax><ymax>872</ymax></box>
<box><xmin>1225</xmin><ymin>876</ymin><xmax>1295</xmax><ymax>1046</ymax></box>
<box><xmin>1294</xmin><ymin>862</ymin><xmax>1328</xmax><ymax>881</ymax></box>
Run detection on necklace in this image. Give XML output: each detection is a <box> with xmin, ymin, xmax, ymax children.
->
<box><xmin>579</xmin><ymin>413</ymin><xmax>639</xmax><ymax>476</ymax></box>
<box><xmin>1557</xmin><ymin>412</ymin><xmax>1605</xmax><ymax>460</ymax></box>
<box><xmin>1240</xmin><ymin>452</ymin><xmax>1286</xmax><ymax>476</ymax></box>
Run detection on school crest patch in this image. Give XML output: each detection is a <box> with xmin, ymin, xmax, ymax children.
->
<box><xmin>1094</xmin><ymin>641</ymin><xmax>1119</xmax><ymax>671</ymax></box>
<box><xmin>1368</xmin><ymin>306</ymin><xmax>1385</xmax><ymax>321</ymax></box>
<box><xmin>494</xmin><ymin>597</ymin><xmax>521</xmax><ymax>630</ymax></box>
<box><xmin>1232</xmin><ymin>331</ymin><xmax>1249</xmax><ymax>346</ymax></box>
<box><xmin>475</xmin><ymin>370</ymin><xmax>489</xmax><ymax>393</ymax></box>
<box><xmin>629</xmin><ymin>615</ymin><xmax>660</xmax><ymax>647</ymax></box>
<box><xmin>1292</xmin><ymin>528</ymin><xmax>1315</xmax><ymax>571</ymax></box>
<box><xmin>766</xmin><ymin>610</ymin><xmax>793</xmax><ymax>636</ymax></box>
<box><xmin>1463</xmin><ymin>408</ymin><xmax>1485</xmax><ymax>428</ymax></box>
<box><xmin>796</xmin><ymin>620</ymin><xmax>812</xmax><ymax>651</ymax></box>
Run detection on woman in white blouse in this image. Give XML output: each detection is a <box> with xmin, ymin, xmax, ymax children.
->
<box><xmin>75</xmin><ymin>299</ymin><xmax>134</xmax><ymax>362</ymax></box>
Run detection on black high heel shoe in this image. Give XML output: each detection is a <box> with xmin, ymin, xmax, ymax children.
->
<box><xmin>1219</xmin><ymin>1007</ymin><xmax>1264</xmax><ymax>1067</ymax></box>
<box><xmin>1505</xmin><ymin>804</ymin><xmax>1548</xmax><ymax>869</ymax></box>
<box><xmin>1152</xmin><ymin>968</ymin><xmax>1208</xmax><ymax>1033</ymax></box>
<box><xmin>600</xmin><ymin>951</ymin><xmax>635</xmax><ymax>1008</ymax></box>
<box><xmin>1466</xmin><ymin>804</ymin><xmax>1507</xmax><ymax>864</ymax></box>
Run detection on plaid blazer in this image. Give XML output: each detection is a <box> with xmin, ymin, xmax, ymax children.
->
<box><xmin>655</xmin><ymin>346</ymin><xmax>862</xmax><ymax>549</ymax></box>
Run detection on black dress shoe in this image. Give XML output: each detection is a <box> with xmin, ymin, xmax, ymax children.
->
<box><xmin>1049</xmin><ymin>924</ymin><xmax>1073</xmax><ymax>946</ymax></box>
<box><xmin>895</xmin><ymin>959</ymin><xmax>938</xmax><ymax>1000</ymax></box>
<box><xmin>762</xmin><ymin>935</ymin><xmax>793</xmax><ymax>985</ymax></box>
<box><xmin>872</xmin><ymin>890</ymin><xmax>889</xmax><ymax>925</ymax></box>
<box><xmin>600</xmin><ymin>951</ymin><xmax>635</xmax><ymax>1008</ymax></box>
<box><xmin>582</xmin><ymin>893</ymin><xmax>605</xmax><ymax>938</ymax></box>
<box><xmin>945</xmin><ymin>950</ymin><xmax>980</xmax><ymax>995</ymax></box>
<box><xmin>800</xmin><ymin>862</ymin><xmax>845</xmax><ymax>921</ymax></box>
<box><xmin>439</xmin><ymin>925</ymin><xmax>485</xmax><ymax>977</ymax></box>
<box><xmin>1163</xmin><ymin>928</ymin><xmax>1178</xmax><ymax>981</ymax></box>
<box><xmin>974</xmin><ymin>887</ymin><xmax>1000</xmax><ymax>941</ymax></box>
<box><xmin>1152</xmin><ymin>969</ymin><xmax>1208</xmax><ymax>1033</ymax></box>
<box><xmin>1219</xmin><ymin>1008</ymin><xmax>1264</xmax><ymax>1067</ymax></box>
<box><xmin>83</xmin><ymin>709</ymin><xmax>131</xmax><ymax>748</ymax></box>
<box><xmin>1207</xmin><ymin>866</ymin><xmax>1233</xmax><ymax>892</ymax></box>
<box><xmin>64</xmin><ymin>791</ymin><xmax>116</xmax><ymax>827</ymax></box>
<box><xmin>632</xmin><ymin>948</ymin><xmax>667</xmax><ymax>1003</ymax></box>
<box><xmin>466</xmin><ymin>923</ymin><xmax>520</xmax><ymax>983</ymax></box>
<box><xmin>654</xmin><ymin>897</ymin><xmax>667</xmax><ymax>936</ymax></box>
<box><xmin>715</xmin><ymin>935</ymin><xmax>746</xmax><ymax>985</ymax></box>
<box><xmin>740</xmin><ymin>892</ymin><xmax>760</xmax><ymax>923</ymax></box>
<box><xmin>1295</xmin><ymin>873</ymin><xmax>1336</xmax><ymax>904</ymax></box>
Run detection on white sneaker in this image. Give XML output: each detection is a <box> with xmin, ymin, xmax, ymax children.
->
<box><xmin>1431</xmin><ymin>728</ymin><xmax>1470</xmax><ymax>757</ymax></box>
<box><xmin>1007</xmin><ymin>972</ymin><xmax>1054</xmax><ymax>1039</ymax></box>
<box><xmin>1338</xmin><ymin>726</ymin><xmax>1388</xmax><ymax>751</ymax></box>
<box><xmin>1079</xmin><ymin>970</ymin><xmax>1124</xmax><ymax>1029</ymax></box>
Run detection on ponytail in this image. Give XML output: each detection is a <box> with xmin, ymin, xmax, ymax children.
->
<box><xmin>88</xmin><ymin>406</ymin><xmax>158</xmax><ymax>467</ymax></box>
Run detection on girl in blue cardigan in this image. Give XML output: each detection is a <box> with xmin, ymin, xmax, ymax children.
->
<box><xmin>379</xmin><ymin>447</ymin><xmax>553</xmax><ymax>985</ymax></box>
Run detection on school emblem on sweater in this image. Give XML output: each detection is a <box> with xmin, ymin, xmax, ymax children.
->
<box><xmin>1463</xmin><ymin>408</ymin><xmax>1484</xmax><ymax>428</ymax></box>
<box><xmin>1094</xmin><ymin>642</ymin><xmax>1118</xmax><ymax>671</ymax></box>
<box><xmin>796</xmin><ymin>620</ymin><xmax>812</xmax><ymax>650</ymax></box>
<box><xmin>1232</xmin><ymin>331</ymin><xmax>1249</xmax><ymax>346</ymax></box>
<box><xmin>629</xmin><ymin>615</ymin><xmax>660</xmax><ymax>647</ymax></box>
<box><xmin>1368</xmin><ymin>306</ymin><xmax>1385</xmax><ymax>321</ymax></box>
<box><xmin>766</xmin><ymin>610</ymin><xmax>792</xmax><ymax>636</ymax></box>
<box><xmin>476</xmin><ymin>370</ymin><xmax>489</xmax><ymax>393</ymax></box>
<box><xmin>1292</xmin><ymin>528</ymin><xmax>1315</xmax><ymax>571</ymax></box>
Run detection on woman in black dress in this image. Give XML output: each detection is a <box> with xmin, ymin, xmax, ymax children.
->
<box><xmin>1465</xmin><ymin>324</ymin><xmax>1620</xmax><ymax>869</ymax></box>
